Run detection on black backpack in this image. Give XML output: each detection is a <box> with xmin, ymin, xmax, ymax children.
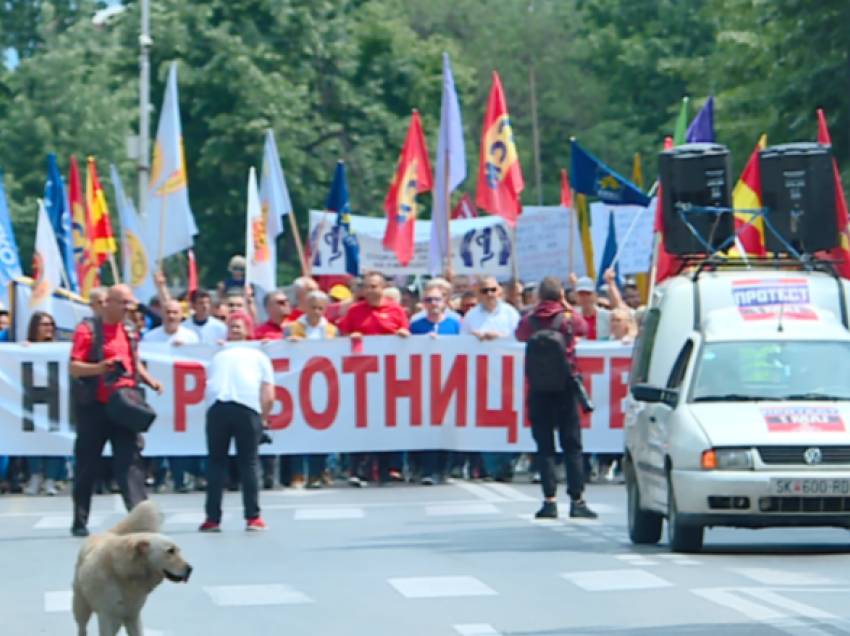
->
<box><xmin>524</xmin><ymin>313</ymin><xmax>573</xmax><ymax>393</ymax></box>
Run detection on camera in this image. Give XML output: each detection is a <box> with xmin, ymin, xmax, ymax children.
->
<box><xmin>259</xmin><ymin>431</ymin><xmax>273</xmax><ymax>446</ymax></box>
<box><xmin>104</xmin><ymin>360</ymin><xmax>128</xmax><ymax>385</ymax></box>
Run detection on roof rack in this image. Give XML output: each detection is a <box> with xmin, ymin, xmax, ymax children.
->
<box><xmin>668</xmin><ymin>204</ymin><xmax>849</xmax><ymax>331</ymax></box>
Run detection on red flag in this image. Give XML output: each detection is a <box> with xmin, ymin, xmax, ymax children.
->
<box><xmin>816</xmin><ymin>109</ymin><xmax>850</xmax><ymax>279</ymax></box>
<box><xmin>654</xmin><ymin>136</ymin><xmax>678</xmax><ymax>284</ymax></box>
<box><xmin>560</xmin><ymin>169</ymin><xmax>572</xmax><ymax>208</ymax></box>
<box><xmin>187</xmin><ymin>249</ymin><xmax>198</xmax><ymax>295</ymax></box>
<box><xmin>69</xmin><ymin>155</ymin><xmax>100</xmax><ymax>296</ymax></box>
<box><xmin>729</xmin><ymin>136</ymin><xmax>768</xmax><ymax>257</ymax></box>
<box><xmin>451</xmin><ymin>193</ymin><xmax>478</xmax><ymax>220</ymax></box>
<box><xmin>476</xmin><ymin>72</ymin><xmax>524</xmax><ymax>226</ymax></box>
<box><xmin>382</xmin><ymin>110</ymin><xmax>433</xmax><ymax>266</ymax></box>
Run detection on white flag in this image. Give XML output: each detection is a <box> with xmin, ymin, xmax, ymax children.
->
<box><xmin>112</xmin><ymin>165</ymin><xmax>158</xmax><ymax>305</ymax></box>
<box><xmin>259</xmin><ymin>130</ymin><xmax>291</xmax><ymax>290</ymax></box>
<box><xmin>146</xmin><ymin>62</ymin><xmax>198</xmax><ymax>259</ymax></box>
<box><xmin>30</xmin><ymin>200</ymin><xmax>64</xmax><ymax>314</ymax></box>
<box><xmin>246</xmin><ymin>167</ymin><xmax>275</xmax><ymax>293</ymax></box>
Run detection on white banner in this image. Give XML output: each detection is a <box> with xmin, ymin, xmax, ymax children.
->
<box><xmin>308</xmin><ymin>207</ymin><xmax>578</xmax><ymax>281</ymax></box>
<box><xmin>590</xmin><ymin>200</ymin><xmax>656</xmax><ymax>276</ymax></box>
<box><xmin>0</xmin><ymin>338</ymin><xmax>631</xmax><ymax>456</ymax></box>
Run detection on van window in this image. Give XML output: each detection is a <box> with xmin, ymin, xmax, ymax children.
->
<box><xmin>666</xmin><ymin>340</ymin><xmax>694</xmax><ymax>389</ymax></box>
<box><xmin>629</xmin><ymin>307</ymin><xmax>661</xmax><ymax>388</ymax></box>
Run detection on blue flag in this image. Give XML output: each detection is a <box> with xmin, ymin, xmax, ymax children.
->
<box><xmin>686</xmin><ymin>95</ymin><xmax>714</xmax><ymax>143</ymax></box>
<box><xmin>0</xmin><ymin>168</ymin><xmax>23</xmax><ymax>306</ymax></box>
<box><xmin>570</xmin><ymin>140</ymin><xmax>650</xmax><ymax>207</ymax></box>
<box><xmin>326</xmin><ymin>161</ymin><xmax>360</xmax><ymax>276</ymax></box>
<box><xmin>44</xmin><ymin>153</ymin><xmax>78</xmax><ymax>293</ymax></box>
<box><xmin>596</xmin><ymin>210</ymin><xmax>621</xmax><ymax>291</ymax></box>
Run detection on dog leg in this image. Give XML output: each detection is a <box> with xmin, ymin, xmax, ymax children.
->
<box><xmin>96</xmin><ymin>613</ymin><xmax>122</xmax><ymax>636</ymax></box>
<box><xmin>72</xmin><ymin>590</ymin><xmax>92</xmax><ymax>636</ymax></box>
<box><xmin>123</xmin><ymin>614</ymin><xmax>144</xmax><ymax>636</ymax></box>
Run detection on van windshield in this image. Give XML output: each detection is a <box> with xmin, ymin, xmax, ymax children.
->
<box><xmin>691</xmin><ymin>341</ymin><xmax>850</xmax><ymax>402</ymax></box>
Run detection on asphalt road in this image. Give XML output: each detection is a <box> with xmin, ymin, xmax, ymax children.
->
<box><xmin>4</xmin><ymin>480</ymin><xmax>850</xmax><ymax>636</ymax></box>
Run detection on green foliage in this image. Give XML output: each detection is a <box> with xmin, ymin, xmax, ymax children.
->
<box><xmin>0</xmin><ymin>0</ymin><xmax>847</xmax><ymax>284</ymax></box>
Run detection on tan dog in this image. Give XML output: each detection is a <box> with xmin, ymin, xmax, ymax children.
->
<box><xmin>72</xmin><ymin>501</ymin><xmax>192</xmax><ymax>636</ymax></box>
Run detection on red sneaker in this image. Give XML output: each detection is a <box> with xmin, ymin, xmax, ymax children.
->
<box><xmin>199</xmin><ymin>520</ymin><xmax>221</xmax><ymax>533</ymax></box>
<box><xmin>246</xmin><ymin>517</ymin><xmax>267</xmax><ymax>532</ymax></box>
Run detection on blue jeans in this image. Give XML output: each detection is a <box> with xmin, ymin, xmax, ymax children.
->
<box><xmin>29</xmin><ymin>457</ymin><xmax>65</xmax><ymax>480</ymax></box>
<box><xmin>482</xmin><ymin>453</ymin><xmax>516</xmax><ymax>479</ymax></box>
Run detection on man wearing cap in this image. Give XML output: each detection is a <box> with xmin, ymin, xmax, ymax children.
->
<box><xmin>325</xmin><ymin>284</ymin><xmax>352</xmax><ymax>325</ymax></box>
<box><xmin>573</xmin><ymin>269</ymin><xmax>624</xmax><ymax>341</ymax></box>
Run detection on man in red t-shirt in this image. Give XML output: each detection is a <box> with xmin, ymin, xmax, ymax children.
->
<box><xmin>69</xmin><ymin>284</ymin><xmax>163</xmax><ymax>537</ymax></box>
<box><xmin>338</xmin><ymin>271</ymin><xmax>409</xmax><ymax>486</ymax></box>
<box><xmin>254</xmin><ymin>290</ymin><xmax>292</xmax><ymax>341</ymax></box>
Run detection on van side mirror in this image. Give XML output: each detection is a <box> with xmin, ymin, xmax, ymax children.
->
<box><xmin>631</xmin><ymin>383</ymin><xmax>679</xmax><ymax>407</ymax></box>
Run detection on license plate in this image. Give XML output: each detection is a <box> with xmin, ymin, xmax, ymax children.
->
<box><xmin>770</xmin><ymin>479</ymin><xmax>850</xmax><ymax>496</ymax></box>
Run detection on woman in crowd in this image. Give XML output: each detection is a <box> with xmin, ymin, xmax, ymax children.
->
<box><xmin>608</xmin><ymin>307</ymin><xmax>638</xmax><ymax>344</ymax></box>
<box><xmin>285</xmin><ymin>290</ymin><xmax>337</xmax><ymax>488</ymax></box>
<box><xmin>24</xmin><ymin>311</ymin><xmax>66</xmax><ymax>496</ymax></box>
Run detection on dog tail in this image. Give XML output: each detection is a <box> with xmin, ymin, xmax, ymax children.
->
<box><xmin>108</xmin><ymin>501</ymin><xmax>162</xmax><ymax>535</ymax></box>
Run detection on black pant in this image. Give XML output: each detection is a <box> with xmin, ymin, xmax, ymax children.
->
<box><xmin>528</xmin><ymin>389</ymin><xmax>584</xmax><ymax>501</ymax></box>
<box><xmin>349</xmin><ymin>452</ymin><xmax>396</xmax><ymax>481</ymax></box>
<box><xmin>205</xmin><ymin>401</ymin><xmax>262</xmax><ymax>522</ymax></box>
<box><xmin>73</xmin><ymin>401</ymin><xmax>147</xmax><ymax>528</ymax></box>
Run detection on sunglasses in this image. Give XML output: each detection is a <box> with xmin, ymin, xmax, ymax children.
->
<box><xmin>423</xmin><ymin>297</ymin><xmax>442</xmax><ymax>304</ymax></box>
<box><xmin>41</xmin><ymin>321</ymin><xmax>55</xmax><ymax>328</ymax></box>
<box><xmin>480</xmin><ymin>287</ymin><xmax>498</xmax><ymax>294</ymax></box>
<box><xmin>231</xmin><ymin>266</ymin><xmax>245</xmax><ymax>272</ymax></box>
<box><xmin>276</xmin><ymin>299</ymin><xmax>289</xmax><ymax>305</ymax></box>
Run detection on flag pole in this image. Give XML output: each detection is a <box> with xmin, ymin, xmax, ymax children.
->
<box><xmin>568</xmin><ymin>189</ymin><xmax>577</xmax><ymax>274</ymax></box>
<box><xmin>307</xmin><ymin>211</ymin><xmax>328</xmax><ymax>278</ymax></box>
<box><xmin>286</xmin><ymin>211</ymin><xmax>308</xmax><ymax>276</ymax></box>
<box><xmin>511</xmin><ymin>200</ymin><xmax>521</xmax><ymax>283</ymax></box>
<box><xmin>156</xmin><ymin>193</ymin><xmax>167</xmax><ymax>272</ymax></box>
<box><xmin>443</xmin><ymin>150</ymin><xmax>453</xmax><ymax>279</ymax></box>
<box><xmin>107</xmin><ymin>253</ymin><xmax>121</xmax><ymax>284</ymax></box>
<box><xmin>647</xmin><ymin>233</ymin><xmax>661</xmax><ymax>308</ymax></box>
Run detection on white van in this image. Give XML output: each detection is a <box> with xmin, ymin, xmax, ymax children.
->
<box><xmin>625</xmin><ymin>267</ymin><xmax>850</xmax><ymax>552</ymax></box>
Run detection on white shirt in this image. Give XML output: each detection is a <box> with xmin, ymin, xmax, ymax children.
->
<box><xmin>142</xmin><ymin>325</ymin><xmax>200</xmax><ymax>345</ymax></box>
<box><xmin>460</xmin><ymin>301</ymin><xmax>520</xmax><ymax>338</ymax></box>
<box><xmin>182</xmin><ymin>316</ymin><xmax>227</xmax><ymax>344</ymax></box>
<box><xmin>300</xmin><ymin>316</ymin><xmax>332</xmax><ymax>340</ymax></box>
<box><xmin>205</xmin><ymin>345</ymin><xmax>274</xmax><ymax>414</ymax></box>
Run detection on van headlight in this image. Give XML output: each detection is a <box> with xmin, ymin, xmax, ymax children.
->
<box><xmin>702</xmin><ymin>449</ymin><xmax>754</xmax><ymax>470</ymax></box>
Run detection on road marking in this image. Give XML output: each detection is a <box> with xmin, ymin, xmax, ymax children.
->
<box><xmin>266</xmin><ymin>489</ymin><xmax>332</xmax><ymax>497</ymax></box>
<box><xmin>294</xmin><ymin>508</ymin><xmax>364</xmax><ymax>520</ymax></box>
<box><xmin>204</xmin><ymin>584</ymin><xmax>313</xmax><ymax>606</ymax></box>
<box><xmin>165</xmin><ymin>512</ymin><xmax>233</xmax><ymax>526</ymax></box>
<box><xmin>454</xmin><ymin>624</ymin><xmax>502</xmax><ymax>635</ymax></box>
<box><xmin>388</xmin><ymin>576</ymin><xmax>498</xmax><ymax>599</ymax></box>
<box><xmin>733</xmin><ymin>569</ymin><xmax>844</xmax><ymax>586</ymax></box>
<box><xmin>454</xmin><ymin>482</ymin><xmax>508</xmax><ymax>502</ymax></box>
<box><xmin>743</xmin><ymin>589</ymin><xmax>838</xmax><ymax>620</ymax></box>
<box><xmin>426</xmin><ymin>504</ymin><xmax>501</xmax><ymax>517</ymax></box>
<box><xmin>693</xmin><ymin>589</ymin><xmax>786</xmax><ymax>621</ymax></box>
<box><xmin>44</xmin><ymin>591</ymin><xmax>72</xmax><ymax>613</ymax></box>
<box><xmin>561</xmin><ymin>569</ymin><xmax>673</xmax><ymax>592</ymax></box>
<box><xmin>113</xmin><ymin>494</ymin><xmax>125</xmax><ymax>513</ymax></box>
<box><xmin>480</xmin><ymin>483</ymin><xmax>535</xmax><ymax>502</ymax></box>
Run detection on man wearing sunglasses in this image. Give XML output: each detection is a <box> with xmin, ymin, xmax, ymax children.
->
<box><xmin>460</xmin><ymin>277</ymin><xmax>521</xmax><ymax>482</ymax></box>
<box><xmin>410</xmin><ymin>283</ymin><xmax>461</xmax><ymax>335</ymax></box>
<box><xmin>460</xmin><ymin>277</ymin><xmax>520</xmax><ymax>341</ymax></box>
<box><xmin>254</xmin><ymin>291</ymin><xmax>292</xmax><ymax>341</ymax></box>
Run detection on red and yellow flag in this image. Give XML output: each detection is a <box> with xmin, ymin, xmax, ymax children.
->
<box><xmin>816</xmin><ymin>109</ymin><xmax>850</xmax><ymax>279</ymax></box>
<box><xmin>476</xmin><ymin>72</ymin><xmax>524</xmax><ymax>226</ymax></box>
<box><xmin>560</xmin><ymin>169</ymin><xmax>572</xmax><ymax>208</ymax></box>
<box><xmin>69</xmin><ymin>155</ymin><xmax>100</xmax><ymax>296</ymax></box>
<box><xmin>654</xmin><ymin>136</ymin><xmax>678</xmax><ymax>284</ymax></box>
<box><xmin>382</xmin><ymin>110</ymin><xmax>433</xmax><ymax>267</ymax></box>
<box><xmin>86</xmin><ymin>156</ymin><xmax>117</xmax><ymax>266</ymax></box>
<box><xmin>729</xmin><ymin>135</ymin><xmax>767</xmax><ymax>257</ymax></box>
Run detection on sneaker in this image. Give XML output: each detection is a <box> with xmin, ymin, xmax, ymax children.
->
<box><xmin>71</xmin><ymin>524</ymin><xmax>89</xmax><ymax>538</ymax></box>
<box><xmin>199</xmin><ymin>520</ymin><xmax>222</xmax><ymax>533</ymax></box>
<box><xmin>44</xmin><ymin>478</ymin><xmax>58</xmax><ymax>497</ymax></box>
<box><xmin>25</xmin><ymin>474</ymin><xmax>43</xmax><ymax>496</ymax></box>
<box><xmin>531</xmin><ymin>473</ymin><xmax>542</xmax><ymax>484</ymax></box>
<box><xmin>535</xmin><ymin>502</ymin><xmax>558</xmax><ymax>519</ymax></box>
<box><xmin>389</xmin><ymin>470</ymin><xmax>403</xmax><ymax>482</ymax></box>
<box><xmin>570</xmin><ymin>500</ymin><xmax>598</xmax><ymax>519</ymax></box>
<box><xmin>421</xmin><ymin>476</ymin><xmax>436</xmax><ymax>486</ymax></box>
<box><xmin>263</xmin><ymin>476</ymin><xmax>275</xmax><ymax>490</ymax></box>
<box><xmin>291</xmin><ymin>475</ymin><xmax>306</xmax><ymax>488</ymax></box>
<box><xmin>306</xmin><ymin>478</ymin><xmax>322</xmax><ymax>489</ymax></box>
<box><xmin>348</xmin><ymin>475</ymin><xmax>365</xmax><ymax>488</ymax></box>
<box><xmin>246</xmin><ymin>517</ymin><xmax>267</xmax><ymax>532</ymax></box>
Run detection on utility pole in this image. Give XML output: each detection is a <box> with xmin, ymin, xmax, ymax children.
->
<box><xmin>138</xmin><ymin>0</ymin><xmax>152</xmax><ymax>219</ymax></box>
<box><xmin>526</xmin><ymin>0</ymin><xmax>543</xmax><ymax>205</ymax></box>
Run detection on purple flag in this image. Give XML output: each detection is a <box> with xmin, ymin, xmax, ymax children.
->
<box><xmin>686</xmin><ymin>95</ymin><xmax>714</xmax><ymax>143</ymax></box>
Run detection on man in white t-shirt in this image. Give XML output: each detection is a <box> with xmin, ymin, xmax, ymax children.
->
<box><xmin>460</xmin><ymin>277</ymin><xmax>521</xmax><ymax>340</ymax></box>
<box><xmin>143</xmin><ymin>300</ymin><xmax>200</xmax><ymax>345</ymax></box>
<box><xmin>183</xmin><ymin>288</ymin><xmax>227</xmax><ymax>343</ymax></box>
<box><xmin>200</xmin><ymin>312</ymin><xmax>274</xmax><ymax>533</ymax></box>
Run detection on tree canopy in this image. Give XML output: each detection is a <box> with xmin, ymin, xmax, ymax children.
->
<box><xmin>0</xmin><ymin>0</ymin><xmax>847</xmax><ymax>283</ymax></box>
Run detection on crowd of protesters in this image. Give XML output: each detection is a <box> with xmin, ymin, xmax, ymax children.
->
<box><xmin>0</xmin><ymin>255</ymin><xmax>643</xmax><ymax>497</ymax></box>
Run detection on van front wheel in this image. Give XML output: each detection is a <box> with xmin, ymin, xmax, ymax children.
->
<box><xmin>667</xmin><ymin>479</ymin><xmax>704</xmax><ymax>553</ymax></box>
<box><xmin>626</xmin><ymin>462</ymin><xmax>662</xmax><ymax>545</ymax></box>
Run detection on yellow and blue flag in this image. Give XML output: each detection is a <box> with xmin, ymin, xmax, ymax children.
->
<box><xmin>570</xmin><ymin>140</ymin><xmax>650</xmax><ymax>207</ymax></box>
<box><xmin>326</xmin><ymin>161</ymin><xmax>359</xmax><ymax>276</ymax></box>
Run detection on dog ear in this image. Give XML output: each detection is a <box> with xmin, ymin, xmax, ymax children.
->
<box><xmin>134</xmin><ymin>539</ymin><xmax>151</xmax><ymax>557</ymax></box>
